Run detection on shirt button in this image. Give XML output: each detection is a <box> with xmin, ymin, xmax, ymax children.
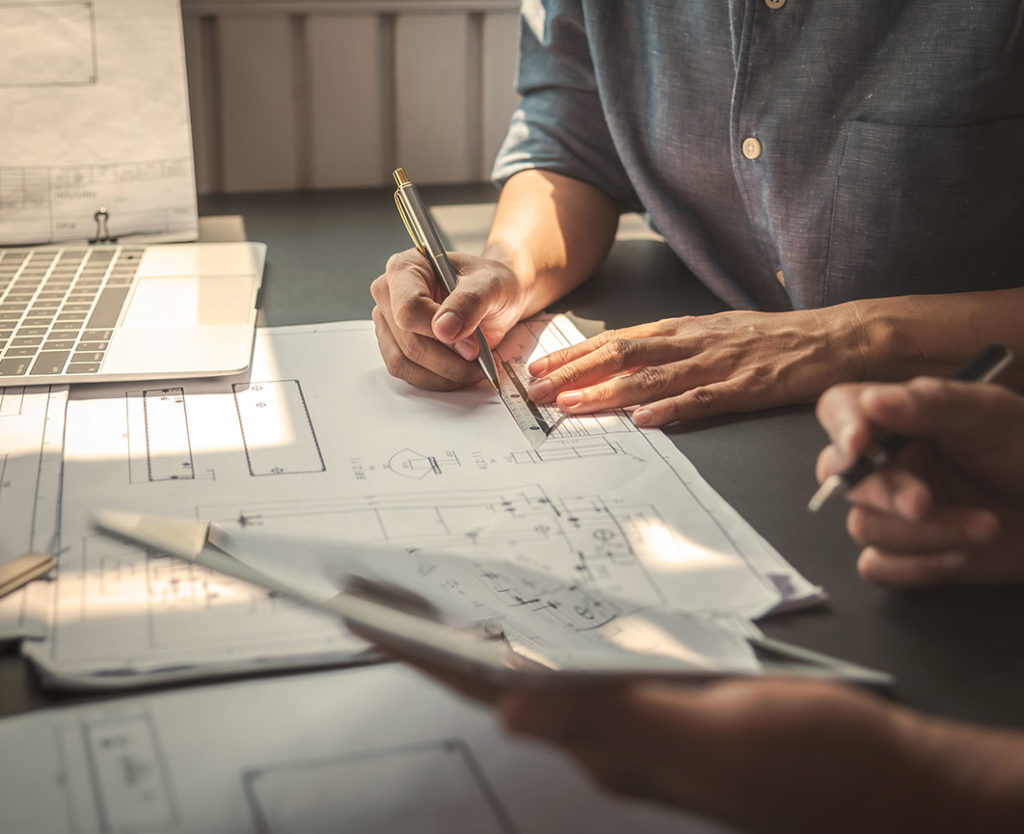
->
<box><xmin>742</xmin><ymin>137</ymin><xmax>762</xmax><ymax>160</ymax></box>
<box><xmin>765</xmin><ymin>0</ymin><xmax>785</xmax><ymax>8</ymax></box>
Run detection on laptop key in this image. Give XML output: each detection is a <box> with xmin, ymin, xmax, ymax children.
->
<box><xmin>0</xmin><ymin>357</ymin><xmax>29</xmax><ymax>375</ymax></box>
<box><xmin>30</xmin><ymin>351</ymin><xmax>71</xmax><ymax>375</ymax></box>
<box><xmin>85</xmin><ymin>286</ymin><xmax>130</xmax><ymax>329</ymax></box>
<box><xmin>65</xmin><ymin>362</ymin><xmax>101</xmax><ymax>374</ymax></box>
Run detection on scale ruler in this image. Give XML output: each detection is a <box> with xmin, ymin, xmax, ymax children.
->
<box><xmin>496</xmin><ymin>358</ymin><xmax>565</xmax><ymax>448</ymax></box>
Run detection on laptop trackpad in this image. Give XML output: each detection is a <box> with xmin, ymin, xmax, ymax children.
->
<box><xmin>121</xmin><ymin>275</ymin><xmax>255</xmax><ymax>328</ymax></box>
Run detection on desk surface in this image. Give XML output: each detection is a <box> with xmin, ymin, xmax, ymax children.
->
<box><xmin>3</xmin><ymin>185</ymin><xmax>1022</xmax><ymax>729</ymax></box>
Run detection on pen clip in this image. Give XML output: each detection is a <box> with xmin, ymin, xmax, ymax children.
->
<box><xmin>394</xmin><ymin>189</ymin><xmax>427</xmax><ymax>257</ymax></box>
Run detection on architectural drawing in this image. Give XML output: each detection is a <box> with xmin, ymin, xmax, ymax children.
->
<box><xmin>234</xmin><ymin>380</ymin><xmax>326</xmax><ymax>476</ymax></box>
<box><xmin>21</xmin><ymin>319</ymin><xmax>819</xmax><ymax>686</ymax></box>
<box><xmin>0</xmin><ymin>384</ymin><xmax>65</xmax><ymax>640</ymax></box>
<box><xmin>245</xmin><ymin>740</ymin><xmax>516</xmax><ymax>834</ymax></box>
<box><xmin>0</xmin><ymin>0</ymin><xmax>197</xmax><ymax>245</ymax></box>
<box><xmin>0</xmin><ymin>665</ymin><xmax>712</xmax><ymax>834</ymax></box>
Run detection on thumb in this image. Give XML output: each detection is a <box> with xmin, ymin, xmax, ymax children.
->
<box><xmin>431</xmin><ymin>255</ymin><xmax>508</xmax><ymax>344</ymax></box>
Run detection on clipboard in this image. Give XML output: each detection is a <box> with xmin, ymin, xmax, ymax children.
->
<box><xmin>92</xmin><ymin>509</ymin><xmax>894</xmax><ymax>690</ymax></box>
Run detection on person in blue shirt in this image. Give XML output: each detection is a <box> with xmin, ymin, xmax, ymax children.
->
<box><xmin>372</xmin><ymin>1</ymin><xmax>1024</xmax><ymax>423</ymax></box>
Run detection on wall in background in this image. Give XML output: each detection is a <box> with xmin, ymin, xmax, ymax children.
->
<box><xmin>181</xmin><ymin>0</ymin><xmax>520</xmax><ymax>194</ymax></box>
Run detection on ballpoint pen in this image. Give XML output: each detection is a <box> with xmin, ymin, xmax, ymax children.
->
<box><xmin>807</xmin><ymin>343</ymin><xmax>1014</xmax><ymax>512</ymax></box>
<box><xmin>392</xmin><ymin>167</ymin><xmax>501</xmax><ymax>392</ymax></box>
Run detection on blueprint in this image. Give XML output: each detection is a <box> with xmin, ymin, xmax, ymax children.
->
<box><xmin>0</xmin><ymin>384</ymin><xmax>65</xmax><ymax>640</ymax></box>
<box><xmin>0</xmin><ymin>0</ymin><xmax>197</xmax><ymax>244</ymax></box>
<box><xmin>0</xmin><ymin>663</ymin><xmax>736</xmax><ymax>834</ymax></box>
<box><xmin>20</xmin><ymin>316</ymin><xmax>821</xmax><ymax>687</ymax></box>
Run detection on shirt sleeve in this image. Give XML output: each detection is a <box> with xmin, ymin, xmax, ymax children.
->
<box><xmin>491</xmin><ymin>0</ymin><xmax>642</xmax><ymax>211</ymax></box>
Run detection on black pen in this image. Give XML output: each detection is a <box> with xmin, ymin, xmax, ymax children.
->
<box><xmin>807</xmin><ymin>343</ymin><xmax>1014</xmax><ymax>512</ymax></box>
<box><xmin>392</xmin><ymin>168</ymin><xmax>501</xmax><ymax>392</ymax></box>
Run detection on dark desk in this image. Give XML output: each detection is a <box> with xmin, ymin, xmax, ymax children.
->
<box><xmin>3</xmin><ymin>186</ymin><xmax>1022</xmax><ymax>730</ymax></box>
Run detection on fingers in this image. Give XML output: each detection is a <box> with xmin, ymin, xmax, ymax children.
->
<box><xmin>376</xmin><ymin>250</ymin><xmax>443</xmax><ymax>338</ymax></box>
<box><xmin>847</xmin><ymin>504</ymin><xmax>1000</xmax><ymax>552</ymax></box>
<box><xmin>816</xmin><ymin>445</ymin><xmax>936</xmax><ymax>520</ymax></box>
<box><xmin>372</xmin><ymin>249</ymin><xmax>522</xmax><ymax>389</ymax></box>
<box><xmin>858</xmin><ymin>547</ymin><xmax>978</xmax><ymax>586</ymax></box>
<box><xmin>527</xmin><ymin>349</ymin><xmax>776</xmax><ymax>428</ymax></box>
<box><xmin>372</xmin><ymin>299</ymin><xmax>482</xmax><ymax>391</ymax></box>
<box><xmin>815</xmin><ymin>383</ymin><xmax>877</xmax><ymax>463</ymax></box>
<box><xmin>371</xmin><ymin>251</ymin><xmax>487</xmax><ymax>389</ymax></box>
<box><xmin>856</xmin><ymin>379</ymin><xmax>1007</xmax><ymax>443</ymax></box>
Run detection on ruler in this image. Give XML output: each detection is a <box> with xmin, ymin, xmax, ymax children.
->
<box><xmin>496</xmin><ymin>357</ymin><xmax>565</xmax><ymax>448</ymax></box>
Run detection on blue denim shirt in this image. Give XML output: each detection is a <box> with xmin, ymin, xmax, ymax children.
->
<box><xmin>492</xmin><ymin>0</ymin><xmax>1024</xmax><ymax>312</ymax></box>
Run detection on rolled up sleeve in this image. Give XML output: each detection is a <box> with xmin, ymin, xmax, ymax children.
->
<box><xmin>491</xmin><ymin>0</ymin><xmax>642</xmax><ymax>211</ymax></box>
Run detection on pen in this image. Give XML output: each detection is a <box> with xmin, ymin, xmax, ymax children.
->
<box><xmin>392</xmin><ymin>168</ymin><xmax>500</xmax><ymax>392</ymax></box>
<box><xmin>808</xmin><ymin>343</ymin><xmax>1014</xmax><ymax>513</ymax></box>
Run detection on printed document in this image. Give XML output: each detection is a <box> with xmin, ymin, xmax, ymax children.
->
<box><xmin>0</xmin><ymin>0</ymin><xmax>197</xmax><ymax>244</ymax></box>
<box><xmin>20</xmin><ymin>317</ymin><xmax>822</xmax><ymax>687</ymax></box>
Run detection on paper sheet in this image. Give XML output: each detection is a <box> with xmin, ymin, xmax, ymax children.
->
<box><xmin>24</xmin><ymin>317</ymin><xmax>821</xmax><ymax>687</ymax></box>
<box><xmin>0</xmin><ymin>384</ymin><xmax>66</xmax><ymax>640</ymax></box>
<box><xmin>217</xmin><ymin>527</ymin><xmax>762</xmax><ymax>675</ymax></box>
<box><xmin>0</xmin><ymin>0</ymin><xmax>197</xmax><ymax>245</ymax></box>
<box><xmin>0</xmin><ymin>663</ymin><xmax>736</xmax><ymax>834</ymax></box>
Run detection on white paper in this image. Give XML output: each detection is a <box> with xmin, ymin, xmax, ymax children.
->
<box><xmin>208</xmin><ymin>528</ymin><xmax>761</xmax><ymax>675</ymax></box>
<box><xmin>0</xmin><ymin>0</ymin><xmax>197</xmax><ymax>245</ymax></box>
<box><xmin>0</xmin><ymin>384</ymin><xmax>66</xmax><ymax>640</ymax></box>
<box><xmin>26</xmin><ymin>317</ymin><xmax>821</xmax><ymax>686</ymax></box>
<box><xmin>0</xmin><ymin>663</ymin><xmax>736</xmax><ymax>834</ymax></box>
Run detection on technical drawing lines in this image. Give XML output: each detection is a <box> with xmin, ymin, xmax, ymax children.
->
<box><xmin>506</xmin><ymin>436</ymin><xmax>636</xmax><ymax>464</ymax></box>
<box><xmin>470</xmin><ymin>562</ymin><xmax>622</xmax><ymax>631</ymax></box>
<box><xmin>0</xmin><ymin>3</ymin><xmax>97</xmax><ymax>88</ymax></box>
<box><xmin>74</xmin><ymin>710</ymin><xmax>180</xmax><ymax>831</ymax></box>
<box><xmin>141</xmin><ymin>387</ymin><xmax>194</xmax><ymax>482</ymax></box>
<box><xmin>233</xmin><ymin>380</ymin><xmax>326</xmax><ymax>476</ymax></box>
<box><xmin>244</xmin><ymin>739</ymin><xmax>518</xmax><ymax>834</ymax></box>
<box><xmin>203</xmin><ymin>485</ymin><xmax>666</xmax><ymax>608</ymax></box>
<box><xmin>386</xmin><ymin>448</ymin><xmax>460</xmax><ymax>479</ymax></box>
<box><xmin>0</xmin><ymin>385</ymin><xmax>24</xmax><ymax>416</ymax></box>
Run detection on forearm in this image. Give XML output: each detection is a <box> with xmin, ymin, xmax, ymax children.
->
<box><xmin>849</xmin><ymin>288</ymin><xmax>1024</xmax><ymax>390</ymax></box>
<box><xmin>483</xmin><ymin>169</ymin><xmax>620</xmax><ymax>318</ymax></box>
<box><xmin>908</xmin><ymin>714</ymin><xmax>1024</xmax><ymax>832</ymax></box>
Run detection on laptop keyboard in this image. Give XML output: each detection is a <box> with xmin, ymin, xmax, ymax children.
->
<box><xmin>0</xmin><ymin>246</ymin><xmax>142</xmax><ymax>379</ymax></box>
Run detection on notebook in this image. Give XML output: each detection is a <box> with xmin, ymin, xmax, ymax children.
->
<box><xmin>0</xmin><ymin>241</ymin><xmax>265</xmax><ymax>386</ymax></box>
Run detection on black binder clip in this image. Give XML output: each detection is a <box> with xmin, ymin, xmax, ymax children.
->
<box><xmin>91</xmin><ymin>207</ymin><xmax>116</xmax><ymax>244</ymax></box>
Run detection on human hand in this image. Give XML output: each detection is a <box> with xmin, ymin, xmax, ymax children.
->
<box><xmin>815</xmin><ymin>379</ymin><xmax>1024</xmax><ymax>586</ymax></box>
<box><xmin>498</xmin><ymin>677</ymin><xmax>1021</xmax><ymax>834</ymax></box>
<box><xmin>370</xmin><ymin>248</ymin><xmax>526</xmax><ymax>390</ymax></box>
<box><xmin>525</xmin><ymin>308</ymin><xmax>866</xmax><ymax>426</ymax></box>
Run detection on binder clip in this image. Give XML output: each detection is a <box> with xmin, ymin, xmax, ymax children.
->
<box><xmin>91</xmin><ymin>207</ymin><xmax>116</xmax><ymax>244</ymax></box>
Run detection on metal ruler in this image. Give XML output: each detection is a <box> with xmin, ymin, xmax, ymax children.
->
<box><xmin>496</xmin><ymin>357</ymin><xmax>565</xmax><ymax>448</ymax></box>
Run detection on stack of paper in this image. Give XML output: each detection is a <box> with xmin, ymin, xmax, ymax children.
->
<box><xmin>9</xmin><ymin>315</ymin><xmax>822</xmax><ymax>689</ymax></box>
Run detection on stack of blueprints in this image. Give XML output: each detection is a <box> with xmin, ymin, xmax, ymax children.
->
<box><xmin>5</xmin><ymin>315</ymin><xmax>823</xmax><ymax>688</ymax></box>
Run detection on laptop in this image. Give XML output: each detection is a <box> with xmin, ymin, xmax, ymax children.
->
<box><xmin>0</xmin><ymin>241</ymin><xmax>265</xmax><ymax>386</ymax></box>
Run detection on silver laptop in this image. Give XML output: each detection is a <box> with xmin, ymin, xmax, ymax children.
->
<box><xmin>0</xmin><ymin>241</ymin><xmax>265</xmax><ymax>386</ymax></box>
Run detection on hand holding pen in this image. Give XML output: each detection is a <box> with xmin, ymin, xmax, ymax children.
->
<box><xmin>811</xmin><ymin>346</ymin><xmax>1024</xmax><ymax>587</ymax></box>
<box><xmin>390</xmin><ymin>168</ymin><xmax>501</xmax><ymax>392</ymax></box>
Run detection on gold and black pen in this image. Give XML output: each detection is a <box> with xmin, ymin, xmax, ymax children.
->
<box><xmin>392</xmin><ymin>168</ymin><xmax>500</xmax><ymax>392</ymax></box>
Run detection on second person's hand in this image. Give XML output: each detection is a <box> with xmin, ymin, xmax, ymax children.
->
<box><xmin>815</xmin><ymin>379</ymin><xmax>1024</xmax><ymax>586</ymax></box>
<box><xmin>371</xmin><ymin>248</ymin><xmax>527</xmax><ymax>390</ymax></box>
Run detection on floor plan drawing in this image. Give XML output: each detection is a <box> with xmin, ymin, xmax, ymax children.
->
<box><xmin>0</xmin><ymin>384</ymin><xmax>65</xmax><ymax>640</ymax></box>
<box><xmin>245</xmin><ymin>740</ymin><xmax>516</xmax><ymax>834</ymax></box>
<box><xmin>0</xmin><ymin>665</ymin><xmax>723</xmax><ymax>834</ymax></box>
<box><xmin>19</xmin><ymin>318</ymin><xmax>821</xmax><ymax>687</ymax></box>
